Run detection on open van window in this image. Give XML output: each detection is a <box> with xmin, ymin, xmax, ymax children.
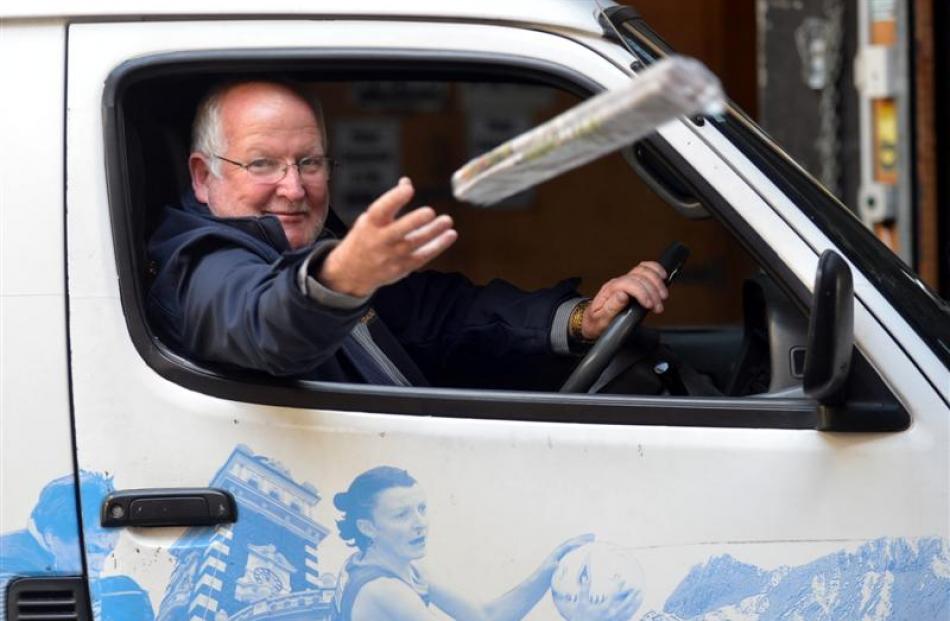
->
<box><xmin>105</xmin><ymin>55</ymin><xmax>902</xmax><ymax>429</ymax></box>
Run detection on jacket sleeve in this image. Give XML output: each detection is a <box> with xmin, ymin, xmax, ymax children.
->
<box><xmin>168</xmin><ymin>237</ymin><xmax>367</xmax><ymax>376</ymax></box>
<box><xmin>372</xmin><ymin>271</ymin><xmax>581</xmax><ymax>388</ymax></box>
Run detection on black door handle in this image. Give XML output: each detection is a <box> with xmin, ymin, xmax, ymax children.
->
<box><xmin>624</xmin><ymin>140</ymin><xmax>709</xmax><ymax>220</ymax></box>
<box><xmin>101</xmin><ymin>488</ymin><xmax>237</xmax><ymax>528</ymax></box>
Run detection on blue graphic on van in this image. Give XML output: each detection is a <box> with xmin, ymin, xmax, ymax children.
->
<box><xmin>551</xmin><ymin>542</ymin><xmax>645</xmax><ymax>621</ymax></box>
<box><xmin>0</xmin><ymin>471</ymin><xmax>153</xmax><ymax>620</ymax></box>
<box><xmin>153</xmin><ymin>445</ymin><xmax>949</xmax><ymax>621</ymax></box>
<box><xmin>156</xmin><ymin>451</ymin><xmax>594</xmax><ymax>620</ymax></box>
<box><xmin>330</xmin><ymin>465</ymin><xmax>594</xmax><ymax>621</ymax></box>
<box><xmin>157</xmin><ymin>445</ymin><xmax>337</xmax><ymax>621</ymax></box>
<box><xmin>638</xmin><ymin>537</ymin><xmax>950</xmax><ymax>620</ymax></box>
<box><xmin>1</xmin><ymin>473</ymin><xmax>85</xmax><ymax>613</ymax></box>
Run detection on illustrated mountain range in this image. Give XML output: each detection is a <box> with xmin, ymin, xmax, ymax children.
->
<box><xmin>640</xmin><ymin>537</ymin><xmax>949</xmax><ymax>620</ymax></box>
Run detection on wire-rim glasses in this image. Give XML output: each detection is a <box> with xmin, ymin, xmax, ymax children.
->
<box><xmin>214</xmin><ymin>154</ymin><xmax>337</xmax><ymax>184</ymax></box>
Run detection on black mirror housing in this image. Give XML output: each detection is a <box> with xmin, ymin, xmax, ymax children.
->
<box><xmin>801</xmin><ymin>250</ymin><xmax>908</xmax><ymax>432</ymax></box>
<box><xmin>803</xmin><ymin>250</ymin><xmax>854</xmax><ymax>404</ymax></box>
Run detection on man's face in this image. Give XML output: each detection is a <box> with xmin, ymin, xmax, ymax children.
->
<box><xmin>191</xmin><ymin>83</ymin><xmax>330</xmax><ymax>249</ymax></box>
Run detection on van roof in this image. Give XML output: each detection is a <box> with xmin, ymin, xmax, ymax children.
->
<box><xmin>2</xmin><ymin>0</ymin><xmax>611</xmax><ymax>35</ymax></box>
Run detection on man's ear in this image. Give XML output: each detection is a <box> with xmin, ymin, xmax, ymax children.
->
<box><xmin>356</xmin><ymin>518</ymin><xmax>377</xmax><ymax>542</ymax></box>
<box><xmin>189</xmin><ymin>152</ymin><xmax>213</xmax><ymax>204</ymax></box>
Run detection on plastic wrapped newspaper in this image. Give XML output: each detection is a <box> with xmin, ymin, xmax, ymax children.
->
<box><xmin>451</xmin><ymin>55</ymin><xmax>726</xmax><ymax>206</ymax></box>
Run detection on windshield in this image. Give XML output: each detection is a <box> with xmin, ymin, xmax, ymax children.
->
<box><xmin>599</xmin><ymin>9</ymin><xmax>950</xmax><ymax>369</ymax></box>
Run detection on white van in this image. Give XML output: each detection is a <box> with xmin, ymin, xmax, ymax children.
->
<box><xmin>2</xmin><ymin>2</ymin><xmax>948</xmax><ymax>620</ymax></box>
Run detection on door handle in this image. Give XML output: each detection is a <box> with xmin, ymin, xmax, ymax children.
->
<box><xmin>100</xmin><ymin>488</ymin><xmax>237</xmax><ymax>528</ymax></box>
<box><xmin>624</xmin><ymin>140</ymin><xmax>709</xmax><ymax>220</ymax></box>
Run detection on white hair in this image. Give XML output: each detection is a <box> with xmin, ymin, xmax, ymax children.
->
<box><xmin>191</xmin><ymin>81</ymin><xmax>327</xmax><ymax>178</ymax></box>
<box><xmin>192</xmin><ymin>87</ymin><xmax>227</xmax><ymax>176</ymax></box>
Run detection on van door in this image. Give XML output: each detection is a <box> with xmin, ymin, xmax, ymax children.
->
<box><xmin>66</xmin><ymin>17</ymin><xmax>948</xmax><ymax>621</ymax></box>
<box><xmin>0</xmin><ymin>20</ymin><xmax>95</xmax><ymax>620</ymax></box>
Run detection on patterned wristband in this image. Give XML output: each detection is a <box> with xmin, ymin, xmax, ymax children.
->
<box><xmin>568</xmin><ymin>299</ymin><xmax>593</xmax><ymax>343</ymax></box>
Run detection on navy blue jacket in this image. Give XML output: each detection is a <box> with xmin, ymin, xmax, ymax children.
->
<box><xmin>147</xmin><ymin>195</ymin><xmax>580</xmax><ymax>388</ymax></box>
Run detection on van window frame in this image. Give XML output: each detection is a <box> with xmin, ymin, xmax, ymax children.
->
<box><xmin>609</xmin><ymin>10</ymin><xmax>950</xmax><ymax>372</ymax></box>
<box><xmin>104</xmin><ymin>48</ymin><xmax>826</xmax><ymax>429</ymax></box>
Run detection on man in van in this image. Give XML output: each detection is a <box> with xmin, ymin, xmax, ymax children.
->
<box><xmin>147</xmin><ymin>80</ymin><xmax>670</xmax><ymax>388</ymax></box>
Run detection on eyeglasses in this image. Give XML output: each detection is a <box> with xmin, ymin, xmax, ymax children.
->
<box><xmin>213</xmin><ymin>154</ymin><xmax>337</xmax><ymax>184</ymax></box>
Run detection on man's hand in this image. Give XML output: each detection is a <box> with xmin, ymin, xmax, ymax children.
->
<box><xmin>581</xmin><ymin>261</ymin><xmax>669</xmax><ymax>340</ymax></box>
<box><xmin>318</xmin><ymin>177</ymin><xmax>458</xmax><ymax>297</ymax></box>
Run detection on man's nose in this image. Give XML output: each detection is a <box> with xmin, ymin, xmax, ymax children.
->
<box><xmin>275</xmin><ymin>165</ymin><xmax>307</xmax><ymax>201</ymax></box>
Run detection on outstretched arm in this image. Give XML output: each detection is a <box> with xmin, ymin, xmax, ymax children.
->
<box><xmin>318</xmin><ymin>177</ymin><xmax>457</xmax><ymax>297</ymax></box>
<box><xmin>482</xmin><ymin>534</ymin><xmax>594</xmax><ymax>621</ymax></box>
<box><xmin>428</xmin><ymin>534</ymin><xmax>594</xmax><ymax>621</ymax></box>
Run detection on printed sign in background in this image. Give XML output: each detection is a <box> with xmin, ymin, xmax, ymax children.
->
<box><xmin>459</xmin><ymin>84</ymin><xmax>556</xmax><ymax>209</ymax></box>
<box><xmin>330</xmin><ymin>119</ymin><xmax>402</xmax><ymax>226</ymax></box>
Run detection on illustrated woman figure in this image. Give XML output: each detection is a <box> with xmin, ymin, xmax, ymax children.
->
<box><xmin>332</xmin><ymin>466</ymin><xmax>591</xmax><ymax>621</ymax></box>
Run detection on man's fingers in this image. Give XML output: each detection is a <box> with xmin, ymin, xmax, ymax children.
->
<box><xmin>584</xmin><ymin>259</ymin><xmax>672</xmax><ymax>336</ymax></box>
<box><xmin>409</xmin><ymin>229</ymin><xmax>458</xmax><ymax>265</ymax></box>
<box><xmin>631</xmin><ymin>264</ymin><xmax>669</xmax><ymax>299</ymax></box>
<box><xmin>403</xmin><ymin>214</ymin><xmax>454</xmax><ymax>247</ymax></box>
<box><xmin>605</xmin><ymin>290</ymin><xmax>631</xmax><ymax>315</ymax></box>
<box><xmin>625</xmin><ymin>279</ymin><xmax>663</xmax><ymax>311</ymax></box>
<box><xmin>630</xmin><ymin>260</ymin><xmax>667</xmax><ymax>282</ymax></box>
<box><xmin>629</xmin><ymin>261</ymin><xmax>669</xmax><ymax>300</ymax></box>
<box><xmin>591</xmin><ymin>282</ymin><xmax>619</xmax><ymax>314</ymax></box>
<box><xmin>389</xmin><ymin>206</ymin><xmax>437</xmax><ymax>240</ymax></box>
<box><xmin>366</xmin><ymin>177</ymin><xmax>415</xmax><ymax>225</ymax></box>
<box><xmin>633</xmin><ymin>275</ymin><xmax>664</xmax><ymax>308</ymax></box>
<box><xmin>595</xmin><ymin>279</ymin><xmax>663</xmax><ymax>316</ymax></box>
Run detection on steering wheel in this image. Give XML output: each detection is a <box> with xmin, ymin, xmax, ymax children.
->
<box><xmin>559</xmin><ymin>242</ymin><xmax>690</xmax><ymax>393</ymax></box>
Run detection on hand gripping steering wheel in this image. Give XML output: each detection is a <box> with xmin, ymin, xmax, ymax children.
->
<box><xmin>559</xmin><ymin>242</ymin><xmax>690</xmax><ymax>393</ymax></box>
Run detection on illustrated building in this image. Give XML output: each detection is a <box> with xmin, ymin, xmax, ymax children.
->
<box><xmin>157</xmin><ymin>445</ymin><xmax>335</xmax><ymax>621</ymax></box>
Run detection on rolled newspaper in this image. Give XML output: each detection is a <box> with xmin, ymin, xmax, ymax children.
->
<box><xmin>451</xmin><ymin>55</ymin><xmax>725</xmax><ymax>206</ymax></box>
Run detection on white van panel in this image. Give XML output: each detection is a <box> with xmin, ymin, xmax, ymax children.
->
<box><xmin>0</xmin><ymin>19</ymin><xmax>75</xmax><ymax>532</ymax></box>
<box><xmin>65</xmin><ymin>17</ymin><xmax>949</xmax><ymax>621</ymax></box>
<box><xmin>2</xmin><ymin>0</ymin><xmax>602</xmax><ymax>35</ymax></box>
<box><xmin>1</xmin><ymin>20</ymin><xmax>67</xmax><ymax>297</ymax></box>
<box><xmin>0</xmin><ymin>21</ymin><xmax>85</xmax><ymax>616</ymax></box>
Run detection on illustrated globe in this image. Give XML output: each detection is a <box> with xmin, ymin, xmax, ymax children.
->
<box><xmin>551</xmin><ymin>542</ymin><xmax>645</xmax><ymax>621</ymax></box>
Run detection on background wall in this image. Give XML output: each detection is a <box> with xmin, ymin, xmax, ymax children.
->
<box><xmin>628</xmin><ymin>0</ymin><xmax>759</xmax><ymax>114</ymax></box>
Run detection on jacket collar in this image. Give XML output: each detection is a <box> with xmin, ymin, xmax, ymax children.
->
<box><xmin>178</xmin><ymin>190</ymin><xmax>292</xmax><ymax>252</ymax></box>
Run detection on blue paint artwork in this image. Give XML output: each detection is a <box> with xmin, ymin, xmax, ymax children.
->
<box><xmin>551</xmin><ymin>541</ymin><xmax>646</xmax><ymax>621</ymax></box>
<box><xmin>329</xmin><ymin>465</ymin><xmax>593</xmax><ymax>621</ymax></box>
<box><xmin>45</xmin><ymin>442</ymin><xmax>933</xmax><ymax>621</ymax></box>
<box><xmin>156</xmin><ymin>452</ymin><xmax>588</xmax><ymax>621</ymax></box>
<box><xmin>0</xmin><ymin>471</ymin><xmax>154</xmax><ymax>620</ymax></box>
<box><xmin>1</xmin><ymin>473</ymin><xmax>86</xmax><ymax>615</ymax></box>
<box><xmin>7</xmin><ymin>450</ymin><xmax>947</xmax><ymax>620</ymax></box>
<box><xmin>639</xmin><ymin>537</ymin><xmax>950</xmax><ymax>620</ymax></box>
<box><xmin>157</xmin><ymin>445</ymin><xmax>337</xmax><ymax>621</ymax></box>
<box><xmin>331</xmin><ymin>467</ymin><xmax>433</xmax><ymax>620</ymax></box>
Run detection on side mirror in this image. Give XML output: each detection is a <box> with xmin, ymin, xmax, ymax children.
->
<box><xmin>802</xmin><ymin>250</ymin><xmax>909</xmax><ymax>432</ymax></box>
<box><xmin>803</xmin><ymin>250</ymin><xmax>854</xmax><ymax>405</ymax></box>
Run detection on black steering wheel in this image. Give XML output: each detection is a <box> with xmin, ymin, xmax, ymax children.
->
<box><xmin>559</xmin><ymin>242</ymin><xmax>690</xmax><ymax>393</ymax></box>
